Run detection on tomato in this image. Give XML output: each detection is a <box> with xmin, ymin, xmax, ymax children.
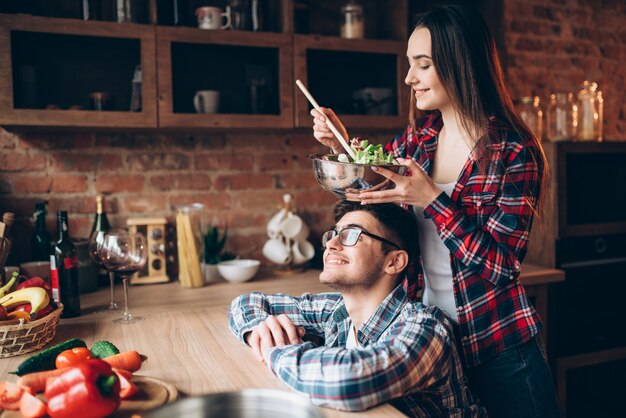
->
<box><xmin>19</xmin><ymin>391</ymin><xmax>47</xmax><ymax>418</ymax></box>
<box><xmin>55</xmin><ymin>347</ymin><xmax>93</xmax><ymax>369</ymax></box>
<box><xmin>0</xmin><ymin>381</ymin><xmax>32</xmax><ymax>411</ymax></box>
<box><xmin>113</xmin><ymin>368</ymin><xmax>138</xmax><ymax>399</ymax></box>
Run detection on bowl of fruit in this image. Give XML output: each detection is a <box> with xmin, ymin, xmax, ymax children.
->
<box><xmin>309</xmin><ymin>139</ymin><xmax>406</xmax><ymax>201</ymax></box>
<box><xmin>0</xmin><ymin>272</ymin><xmax>62</xmax><ymax>358</ymax></box>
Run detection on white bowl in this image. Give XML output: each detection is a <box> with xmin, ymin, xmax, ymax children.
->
<box><xmin>217</xmin><ymin>259</ymin><xmax>260</xmax><ymax>283</ymax></box>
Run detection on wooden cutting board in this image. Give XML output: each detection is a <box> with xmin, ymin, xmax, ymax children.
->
<box><xmin>1</xmin><ymin>375</ymin><xmax>178</xmax><ymax>418</ymax></box>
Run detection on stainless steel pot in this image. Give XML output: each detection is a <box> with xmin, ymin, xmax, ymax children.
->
<box><xmin>145</xmin><ymin>389</ymin><xmax>325</xmax><ymax>418</ymax></box>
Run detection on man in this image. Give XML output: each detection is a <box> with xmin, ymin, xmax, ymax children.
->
<box><xmin>228</xmin><ymin>201</ymin><xmax>485</xmax><ymax>417</ymax></box>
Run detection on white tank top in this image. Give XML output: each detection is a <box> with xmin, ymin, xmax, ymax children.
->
<box><xmin>415</xmin><ymin>181</ymin><xmax>458</xmax><ymax>322</ymax></box>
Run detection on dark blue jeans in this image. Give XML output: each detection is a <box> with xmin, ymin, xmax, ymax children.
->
<box><xmin>466</xmin><ymin>335</ymin><xmax>561</xmax><ymax>418</ymax></box>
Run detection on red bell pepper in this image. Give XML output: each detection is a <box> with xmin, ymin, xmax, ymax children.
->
<box><xmin>45</xmin><ymin>359</ymin><xmax>121</xmax><ymax>418</ymax></box>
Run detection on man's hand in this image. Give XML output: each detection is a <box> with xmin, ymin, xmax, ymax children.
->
<box><xmin>245</xmin><ymin>314</ymin><xmax>306</xmax><ymax>364</ymax></box>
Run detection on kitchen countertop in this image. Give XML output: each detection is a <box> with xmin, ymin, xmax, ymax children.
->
<box><xmin>0</xmin><ymin>263</ymin><xmax>563</xmax><ymax>417</ymax></box>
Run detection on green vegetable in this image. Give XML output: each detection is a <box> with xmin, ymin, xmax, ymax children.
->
<box><xmin>349</xmin><ymin>139</ymin><xmax>397</xmax><ymax>165</ymax></box>
<box><xmin>13</xmin><ymin>338</ymin><xmax>87</xmax><ymax>376</ymax></box>
<box><xmin>90</xmin><ymin>340</ymin><xmax>120</xmax><ymax>359</ymax></box>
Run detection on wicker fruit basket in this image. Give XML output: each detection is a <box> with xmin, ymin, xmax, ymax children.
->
<box><xmin>0</xmin><ymin>305</ymin><xmax>63</xmax><ymax>358</ymax></box>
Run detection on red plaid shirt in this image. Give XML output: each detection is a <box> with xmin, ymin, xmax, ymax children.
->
<box><xmin>387</xmin><ymin>112</ymin><xmax>544</xmax><ymax>367</ymax></box>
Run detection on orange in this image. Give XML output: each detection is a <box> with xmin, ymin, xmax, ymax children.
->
<box><xmin>7</xmin><ymin>310</ymin><xmax>30</xmax><ymax>322</ymax></box>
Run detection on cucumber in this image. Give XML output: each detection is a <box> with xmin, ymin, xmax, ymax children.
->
<box><xmin>90</xmin><ymin>340</ymin><xmax>120</xmax><ymax>359</ymax></box>
<box><xmin>13</xmin><ymin>338</ymin><xmax>87</xmax><ymax>376</ymax></box>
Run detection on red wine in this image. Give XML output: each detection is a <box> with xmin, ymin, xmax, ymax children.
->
<box><xmin>114</xmin><ymin>266</ymin><xmax>140</xmax><ymax>276</ymax></box>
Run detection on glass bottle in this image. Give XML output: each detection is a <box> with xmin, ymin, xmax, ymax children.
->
<box><xmin>130</xmin><ymin>65</ymin><xmax>141</xmax><ymax>112</ymax></box>
<box><xmin>517</xmin><ymin>96</ymin><xmax>543</xmax><ymax>141</ymax></box>
<box><xmin>90</xmin><ymin>195</ymin><xmax>112</xmax><ymax>288</ymax></box>
<box><xmin>546</xmin><ymin>93</ymin><xmax>577</xmax><ymax>142</ymax></box>
<box><xmin>576</xmin><ymin>80</ymin><xmax>603</xmax><ymax>141</ymax></box>
<box><xmin>30</xmin><ymin>201</ymin><xmax>52</xmax><ymax>262</ymax></box>
<box><xmin>340</xmin><ymin>1</ymin><xmax>364</xmax><ymax>39</ymax></box>
<box><xmin>54</xmin><ymin>211</ymin><xmax>81</xmax><ymax>318</ymax></box>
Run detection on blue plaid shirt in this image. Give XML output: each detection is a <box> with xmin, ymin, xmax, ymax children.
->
<box><xmin>229</xmin><ymin>284</ymin><xmax>486</xmax><ymax>417</ymax></box>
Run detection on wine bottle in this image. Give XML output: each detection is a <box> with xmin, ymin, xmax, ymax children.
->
<box><xmin>91</xmin><ymin>195</ymin><xmax>111</xmax><ymax>235</ymax></box>
<box><xmin>54</xmin><ymin>211</ymin><xmax>81</xmax><ymax>318</ymax></box>
<box><xmin>90</xmin><ymin>195</ymin><xmax>111</xmax><ymax>287</ymax></box>
<box><xmin>30</xmin><ymin>201</ymin><xmax>52</xmax><ymax>261</ymax></box>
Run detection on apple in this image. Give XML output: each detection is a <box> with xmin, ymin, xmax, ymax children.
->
<box><xmin>0</xmin><ymin>305</ymin><xmax>7</xmax><ymax>321</ymax></box>
<box><xmin>13</xmin><ymin>303</ymin><xmax>54</xmax><ymax>320</ymax></box>
<box><xmin>16</xmin><ymin>277</ymin><xmax>53</xmax><ymax>299</ymax></box>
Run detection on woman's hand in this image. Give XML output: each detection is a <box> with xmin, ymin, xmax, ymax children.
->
<box><xmin>358</xmin><ymin>158</ymin><xmax>442</xmax><ymax>207</ymax></box>
<box><xmin>310</xmin><ymin>107</ymin><xmax>348</xmax><ymax>154</ymax></box>
<box><xmin>245</xmin><ymin>314</ymin><xmax>306</xmax><ymax>364</ymax></box>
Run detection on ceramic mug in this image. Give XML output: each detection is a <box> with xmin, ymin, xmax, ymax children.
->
<box><xmin>196</xmin><ymin>7</ymin><xmax>231</xmax><ymax>30</ymax></box>
<box><xmin>267</xmin><ymin>208</ymin><xmax>287</xmax><ymax>239</ymax></box>
<box><xmin>193</xmin><ymin>90</ymin><xmax>220</xmax><ymax>114</ymax></box>
<box><xmin>262</xmin><ymin>238</ymin><xmax>292</xmax><ymax>265</ymax></box>
<box><xmin>292</xmin><ymin>240</ymin><xmax>314</xmax><ymax>265</ymax></box>
<box><xmin>279</xmin><ymin>215</ymin><xmax>309</xmax><ymax>243</ymax></box>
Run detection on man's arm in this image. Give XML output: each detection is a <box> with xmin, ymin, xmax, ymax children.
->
<box><xmin>228</xmin><ymin>291</ymin><xmax>342</xmax><ymax>343</ymax></box>
<box><xmin>265</xmin><ymin>308</ymin><xmax>453</xmax><ymax>412</ymax></box>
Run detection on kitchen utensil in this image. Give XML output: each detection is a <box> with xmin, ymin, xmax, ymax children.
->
<box><xmin>127</xmin><ymin>217</ymin><xmax>170</xmax><ymax>285</ymax></box>
<box><xmin>145</xmin><ymin>388</ymin><xmax>324</xmax><ymax>418</ymax></box>
<box><xmin>309</xmin><ymin>153</ymin><xmax>406</xmax><ymax>200</ymax></box>
<box><xmin>295</xmin><ymin>79</ymin><xmax>357</xmax><ymax>160</ymax></box>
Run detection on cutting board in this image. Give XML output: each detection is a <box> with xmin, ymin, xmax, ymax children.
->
<box><xmin>1</xmin><ymin>375</ymin><xmax>178</xmax><ymax>418</ymax></box>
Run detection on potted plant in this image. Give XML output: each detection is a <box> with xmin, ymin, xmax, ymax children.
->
<box><xmin>202</xmin><ymin>224</ymin><xmax>236</xmax><ymax>283</ymax></box>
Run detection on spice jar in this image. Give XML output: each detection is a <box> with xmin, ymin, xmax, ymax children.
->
<box><xmin>546</xmin><ymin>93</ymin><xmax>577</xmax><ymax>142</ymax></box>
<box><xmin>517</xmin><ymin>96</ymin><xmax>543</xmax><ymax>140</ymax></box>
<box><xmin>340</xmin><ymin>1</ymin><xmax>364</xmax><ymax>39</ymax></box>
<box><xmin>577</xmin><ymin>80</ymin><xmax>603</xmax><ymax>141</ymax></box>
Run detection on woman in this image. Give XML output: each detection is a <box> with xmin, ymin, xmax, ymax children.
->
<box><xmin>310</xmin><ymin>5</ymin><xmax>560</xmax><ymax>418</ymax></box>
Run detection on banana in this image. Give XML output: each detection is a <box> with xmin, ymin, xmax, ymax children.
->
<box><xmin>0</xmin><ymin>287</ymin><xmax>50</xmax><ymax>320</ymax></box>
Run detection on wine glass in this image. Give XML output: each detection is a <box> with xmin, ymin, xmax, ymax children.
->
<box><xmin>98</xmin><ymin>230</ymin><xmax>147</xmax><ymax>324</ymax></box>
<box><xmin>88</xmin><ymin>229</ymin><xmax>121</xmax><ymax>311</ymax></box>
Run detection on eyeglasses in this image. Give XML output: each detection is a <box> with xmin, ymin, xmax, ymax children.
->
<box><xmin>321</xmin><ymin>227</ymin><xmax>400</xmax><ymax>250</ymax></box>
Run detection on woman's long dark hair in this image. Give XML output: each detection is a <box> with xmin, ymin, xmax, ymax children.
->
<box><xmin>408</xmin><ymin>4</ymin><xmax>547</xmax><ymax>214</ymax></box>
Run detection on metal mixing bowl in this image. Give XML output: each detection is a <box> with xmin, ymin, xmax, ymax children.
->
<box><xmin>309</xmin><ymin>154</ymin><xmax>406</xmax><ymax>200</ymax></box>
<box><xmin>145</xmin><ymin>389</ymin><xmax>324</xmax><ymax>418</ymax></box>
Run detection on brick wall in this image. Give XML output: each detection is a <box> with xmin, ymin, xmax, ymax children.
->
<box><xmin>1</xmin><ymin>0</ymin><xmax>625</xmax><ymax>267</ymax></box>
<box><xmin>0</xmin><ymin>128</ymin><xmax>393</xmax><ymax>266</ymax></box>
<box><xmin>503</xmin><ymin>0</ymin><xmax>626</xmax><ymax>138</ymax></box>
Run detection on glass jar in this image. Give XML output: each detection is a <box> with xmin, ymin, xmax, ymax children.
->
<box><xmin>546</xmin><ymin>92</ymin><xmax>577</xmax><ymax>142</ymax></box>
<box><xmin>576</xmin><ymin>80</ymin><xmax>603</xmax><ymax>141</ymax></box>
<box><xmin>340</xmin><ymin>1</ymin><xmax>364</xmax><ymax>39</ymax></box>
<box><xmin>517</xmin><ymin>96</ymin><xmax>543</xmax><ymax>140</ymax></box>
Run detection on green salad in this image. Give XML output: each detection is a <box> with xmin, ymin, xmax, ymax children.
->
<box><xmin>337</xmin><ymin>139</ymin><xmax>397</xmax><ymax>165</ymax></box>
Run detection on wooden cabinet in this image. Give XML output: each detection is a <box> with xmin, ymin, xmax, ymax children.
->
<box><xmin>294</xmin><ymin>34</ymin><xmax>407</xmax><ymax>129</ymax></box>
<box><xmin>156</xmin><ymin>27</ymin><xmax>293</xmax><ymax>129</ymax></box>
<box><xmin>0</xmin><ymin>1</ymin><xmax>409</xmax><ymax>130</ymax></box>
<box><xmin>0</xmin><ymin>14</ymin><xmax>157</xmax><ymax>128</ymax></box>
